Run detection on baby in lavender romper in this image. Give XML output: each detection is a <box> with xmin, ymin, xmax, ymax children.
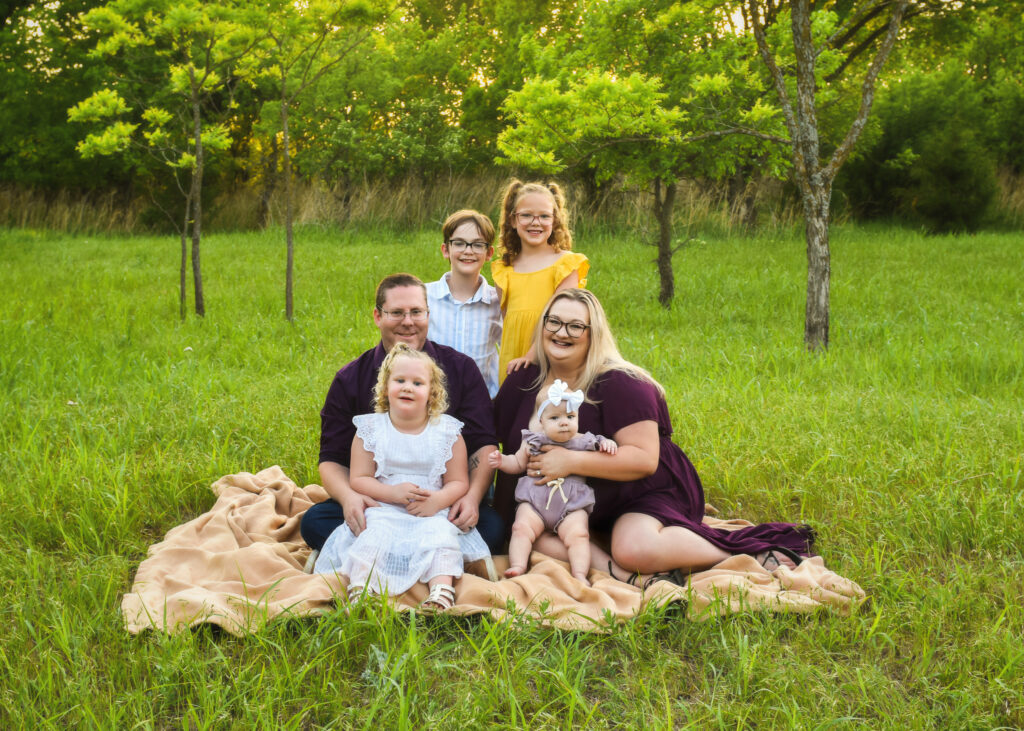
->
<box><xmin>488</xmin><ymin>379</ymin><xmax>617</xmax><ymax>585</ymax></box>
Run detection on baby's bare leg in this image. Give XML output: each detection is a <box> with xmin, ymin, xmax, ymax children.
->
<box><xmin>506</xmin><ymin>503</ymin><xmax>546</xmax><ymax>578</ymax></box>
<box><xmin>557</xmin><ymin>509</ymin><xmax>592</xmax><ymax>586</ymax></box>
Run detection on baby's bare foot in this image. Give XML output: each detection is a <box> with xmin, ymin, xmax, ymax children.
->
<box><xmin>504</xmin><ymin>566</ymin><xmax>525</xmax><ymax>578</ymax></box>
<box><xmin>572</xmin><ymin>572</ymin><xmax>591</xmax><ymax>587</ymax></box>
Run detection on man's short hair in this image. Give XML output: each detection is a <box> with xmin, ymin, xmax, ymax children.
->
<box><xmin>442</xmin><ymin>209</ymin><xmax>495</xmax><ymax>245</ymax></box>
<box><xmin>375</xmin><ymin>273</ymin><xmax>427</xmax><ymax>311</ymax></box>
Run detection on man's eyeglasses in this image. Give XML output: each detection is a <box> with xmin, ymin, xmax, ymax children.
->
<box><xmin>543</xmin><ymin>315</ymin><xmax>588</xmax><ymax>338</ymax></box>
<box><xmin>446</xmin><ymin>240</ymin><xmax>489</xmax><ymax>254</ymax></box>
<box><xmin>515</xmin><ymin>213</ymin><xmax>554</xmax><ymax>225</ymax></box>
<box><xmin>379</xmin><ymin>308</ymin><xmax>429</xmax><ymax>322</ymax></box>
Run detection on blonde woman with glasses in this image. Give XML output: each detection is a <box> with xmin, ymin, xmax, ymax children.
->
<box><xmin>493</xmin><ymin>289</ymin><xmax>814</xmax><ymax>588</ymax></box>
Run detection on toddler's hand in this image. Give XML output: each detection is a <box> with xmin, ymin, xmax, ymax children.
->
<box><xmin>390</xmin><ymin>482</ymin><xmax>421</xmax><ymax>505</ymax></box>
<box><xmin>406</xmin><ymin>490</ymin><xmax>441</xmax><ymax>517</ymax></box>
<box><xmin>599</xmin><ymin>439</ymin><xmax>618</xmax><ymax>455</ymax></box>
<box><xmin>486</xmin><ymin>449</ymin><xmax>503</xmax><ymax>469</ymax></box>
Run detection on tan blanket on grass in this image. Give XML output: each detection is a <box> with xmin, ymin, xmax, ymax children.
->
<box><xmin>122</xmin><ymin>466</ymin><xmax>865</xmax><ymax>635</ymax></box>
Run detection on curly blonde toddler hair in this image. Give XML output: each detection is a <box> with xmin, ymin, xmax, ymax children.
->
<box><xmin>373</xmin><ymin>343</ymin><xmax>449</xmax><ymax>418</ymax></box>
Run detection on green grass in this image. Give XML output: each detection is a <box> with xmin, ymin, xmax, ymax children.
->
<box><xmin>1</xmin><ymin>223</ymin><xmax>1022</xmax><ymax>728</ymax></box>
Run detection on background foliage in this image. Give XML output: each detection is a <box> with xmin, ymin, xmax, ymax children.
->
<box><xmin>2</xmin><ymin>0</ymin><xmax>1023</xmax><ymax>233</ymax></box>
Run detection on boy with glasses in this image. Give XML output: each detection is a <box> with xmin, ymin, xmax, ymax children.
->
<box><xmin>426</xmin><ymin>210</ymin><xmax>503</xmax><ymax>397</ymax></box>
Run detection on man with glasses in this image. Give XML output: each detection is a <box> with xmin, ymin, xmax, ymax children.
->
<box><xmin>301</xmin><ymin>272</ymin><xmax>504</xmax><ymax>560</ymax></box>
<box><xmin>426</xmin><ymin>209</ymin><xmax>502</xmax><ymax>397</ymax></box>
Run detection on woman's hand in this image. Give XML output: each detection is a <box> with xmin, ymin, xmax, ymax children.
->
<box><xmin>526</xmin><ymin>445</ymin><xmax>578</xmax><ymax>484</ymax></box>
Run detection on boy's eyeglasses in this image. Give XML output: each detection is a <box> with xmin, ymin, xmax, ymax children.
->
<box><xmin>447</xmin><ymin>240</ymin><xmax>489</xmax><ymax>254</ymax></box>
<box><xmin>515</xmin><ymin>213</ymin><xmax>554</xmax><ymax>225</ymax></box>
<box><xmin>543</xmin><ymin>315</ymin><xmax>589</xmax><ymax>338</ymax></box>
<box><xmin>379</xmin><ymin>308</ymin><xmax>429</xmax><ymax>322</ymax></box>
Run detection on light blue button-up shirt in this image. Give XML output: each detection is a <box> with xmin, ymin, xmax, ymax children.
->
<box><xmin>426</xmin><ymin>273</ymin><xmax>503</xmax><ymax>398</ymax></box>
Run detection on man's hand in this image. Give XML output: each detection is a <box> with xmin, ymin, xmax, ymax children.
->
<box><xmin>447</xmin><ymin>494</ymin><xmax>479</xmax><ymax>531</ymax></box>
<box><xmin>342</xmin><ymin>492</ymin><xmax>379</xmax><ymax>536</ymax></box>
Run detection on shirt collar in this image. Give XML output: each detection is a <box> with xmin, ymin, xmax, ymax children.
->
<box><xmin>441</xmin><ymin>272</ymin><xmax>492</xmax><ymax>304</ymax></box>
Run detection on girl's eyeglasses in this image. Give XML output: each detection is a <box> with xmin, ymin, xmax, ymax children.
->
<box><xmin>543</xmin><ymin>316</ymin><xmax>588</xmax><ymax>338</ymax></box>
<box><xmin>515</xmin><ymin>213</ymin><xmax>554</xmax><ymax>225</ymax></box>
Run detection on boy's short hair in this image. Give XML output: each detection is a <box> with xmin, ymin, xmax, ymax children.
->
<box><xmin>442</xmin><ymin>209</ymin><xmax>495</xmax><ymax>245</ymax></box>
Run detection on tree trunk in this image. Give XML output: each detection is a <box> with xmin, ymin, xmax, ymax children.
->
<box><xmin>180</xmin><ymin>192</ymin><xmax>191</xmax><ymax>321</ymax></box>
<box><xmin>190</xmin><ymin>92</ymin><xmax>205</xmax><ymax>317</ymax></box>
<box><xmin>802</xmin><ymin>180</ymin><xmax>831</xmax><ymax>350</ymax></box>
<box><xmin>281</xmin><ymin>89</ymin><xmax>294</xmax><ymax>322</ymax></box>
<box><xmin>652</xmin><ymin>177</ymin><xmax>677</xmax><ymax>308</ymax></box>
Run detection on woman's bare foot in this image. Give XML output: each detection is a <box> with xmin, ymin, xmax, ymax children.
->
<box><xmin>504</xmin><ymin>565</ymin><xmax>525</xmax><ymax>578</ymax></box>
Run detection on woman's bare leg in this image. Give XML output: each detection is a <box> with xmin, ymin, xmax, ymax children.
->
<box><xmin>611</xmin><ymin>513</ymin><xmax>730</xmax><ymax>573</ymax></box>
<box><xmin>556</xmin><ymin>509</ymin><xmax>592</xmax><ymax>586</ymax></box>
<box><xmin>506</xmin><ymin>503</ymin><xmax>545</xmax><ymax>577</ymax></box>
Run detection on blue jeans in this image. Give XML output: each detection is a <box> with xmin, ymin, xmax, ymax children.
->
<box><xmin>300</xmin><ymin>498</ymin><xmax>506</xmax><ymax>555</ymax></box>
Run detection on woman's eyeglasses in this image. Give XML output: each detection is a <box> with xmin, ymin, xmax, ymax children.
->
<box><xmin>543</xmin><ymin>315</ymin><xmax>589</xmax><ymax>338</ymax></box>
<box><xmin>447</xmin><ymin>240</ymin><xmax>489</xmax><ymax>253</ymax></box>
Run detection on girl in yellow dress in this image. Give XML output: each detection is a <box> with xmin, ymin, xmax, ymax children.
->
<box><xmin>491</xmin><ymin>180</ymin><xmax>589</xmax><ymax>384</ymax></box>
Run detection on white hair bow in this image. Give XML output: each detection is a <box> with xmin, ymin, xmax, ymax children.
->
<box><xmin>537</xmin><ymin>379</ymin><xmax>585</xmax><ymax>420</ymax></box>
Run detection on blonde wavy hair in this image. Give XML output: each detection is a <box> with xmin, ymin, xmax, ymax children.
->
<box><xmin>497</xmin><ymin>179</ymin><xmax>573</xmax><ymax>266</ymax></box>
<box><xmin>531</xmin><ymin>289</ymin><xmax>665</xmax><ymax>398</ymax></box>
<box><xmin>373</xmin><ymin>343</ymin><xmax>449</xmax><ymax>418</ymax></box>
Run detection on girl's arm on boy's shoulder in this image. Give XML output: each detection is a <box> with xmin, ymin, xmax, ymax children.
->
<box><xmin>407</xmin><ymin>435</ymin><xmax>469</xmax><ymax>517</ymax></box>
<box><xmin>350</xmin><ymin>436</ymin><xmax>420</xmax><ymax>505</ymax></box>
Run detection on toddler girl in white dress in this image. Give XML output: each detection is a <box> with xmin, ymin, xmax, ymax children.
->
<box><xmin>314</xmin><ymin>343</ymin><xmax>490</xmax><ymax>610</ymax></box>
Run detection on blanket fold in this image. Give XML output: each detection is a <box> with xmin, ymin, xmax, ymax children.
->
<box><xmin>122</xmin><ymin>466</ymin><xmax>865</xmax><ymax>635</ymax></box>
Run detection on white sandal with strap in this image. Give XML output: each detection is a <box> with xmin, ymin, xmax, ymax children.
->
<box><xmin>419</xmin><ymin>583</ymin><xmax>456</xmax><ymax>612</ymax></box>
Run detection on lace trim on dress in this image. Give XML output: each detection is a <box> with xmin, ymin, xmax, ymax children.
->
<box><xmin>353</xmin><ymin>413</ymin><xmax>387</xmax><ymax>475</ymax></box>
<box><xmin>426</xmin><ymin>414</ymin><xmax>463</xmax><ymax>487</ymax></box>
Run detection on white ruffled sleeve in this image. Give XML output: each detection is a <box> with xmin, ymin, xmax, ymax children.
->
<box><xmin>427</xmin><ymin>414</ymin><xmax>464</xmax><ymax>488</ymax></box>
<box><xmin>353</xmin><ymin>413</ymin><xmax>387</xmax><ymax>476</ymax></box>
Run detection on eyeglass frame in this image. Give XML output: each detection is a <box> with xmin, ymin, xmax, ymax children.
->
<box><xmin>445</xmin><ymin>239</ymin><xmax>491</xmax><ymax>254</ymax></box>
<box><xmin>514</xmin><ymin>212</ymin><xmax>554</xmax><ymax>225</ymax></box>
<box><xmin>377</xmin><ymin>307</ymin><xmax>430</xmax><ymax>322</ymax></box>
<box><xmin>543</xmin><ymin>315</ymin><xmax>589</xmax><ymax>338</ymax></box>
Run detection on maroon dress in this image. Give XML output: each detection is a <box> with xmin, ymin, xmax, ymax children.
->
<box><xmin>493</xmin><ymin>366</ymin><xmax>814</xmax><ymax>557</ymax></box>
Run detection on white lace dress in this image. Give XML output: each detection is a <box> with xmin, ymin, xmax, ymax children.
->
<box><xmin>313</xmin><ymin>412</ymin><xmax>491</xmax><ymax>594</ymax></box>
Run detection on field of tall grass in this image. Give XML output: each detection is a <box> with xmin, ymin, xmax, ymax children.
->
<box><xmin>1</xmin><ymin>224</ymin><xmax>1021</xmax><ymax>727</ymax></box>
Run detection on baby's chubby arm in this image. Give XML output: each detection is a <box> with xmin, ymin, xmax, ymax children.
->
<box><xmin>487</xmin><ymin>441</ymin><xmax>530</xmax><ymax>475</ymax></box>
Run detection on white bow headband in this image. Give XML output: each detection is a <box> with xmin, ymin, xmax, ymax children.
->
<box><xmin>536</xmin><ymin>379</ymin><xmax>585</xmax><ymax>421</ymax></box>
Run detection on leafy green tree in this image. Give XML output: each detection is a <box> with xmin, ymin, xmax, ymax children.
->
<box><xmin>745</xmin><ymin>0</ymin><xmax>910</xmax><ymax>350</ymax></box>
<box><xmin>70</xmin><ymin>0</ymin><xmax>259</xmax><ymax>317</ymax></box>
<box><xmin>499</xmin><ymin>0</ymin><xmax>788</xmax><ymax>306</ymax></box>
<box><xmin>252</xmin><ymin>0</ymin><xmax>382</xmax><ymax>321</ymax></box>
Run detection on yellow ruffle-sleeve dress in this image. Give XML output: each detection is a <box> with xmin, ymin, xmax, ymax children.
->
<box><xmin>491</xmin><ymin>251</ymin><xmax>589</xmax><ymax>384</ymax></box>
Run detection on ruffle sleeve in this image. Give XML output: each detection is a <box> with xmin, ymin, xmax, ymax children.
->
<box><xmin>554</xmin><ymin>252</ymin><xmax>589</xmax><ymax>289</ymax></box>
<box><xmin>353</xmin><ymin>412</ymin><xmax>387</xmax><ymax>476</ymax></box>
<box><xmin>489</xmin><ymin>260</ymin><xmax>510</xmax><ymax>309</ymax></box>
<box><xmin>590</xmin><ymin>371</ymin><xmax>664</xmax><ymax>438</ymax></box>
<box><xmin>427</xmin><ymin>414</ymin><xmax>465</xmax><ymax>488</ymax></box>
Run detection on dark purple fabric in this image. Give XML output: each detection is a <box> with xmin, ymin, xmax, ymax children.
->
<box><xmin>319</xmin><ymin>340</ymin><xmax>497</xmax><ymax>467</ymax></box>
<box><xmin>494</xmin><ymin>365</ymin><xmax>814</xmax><ymax>557</ymax></box>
